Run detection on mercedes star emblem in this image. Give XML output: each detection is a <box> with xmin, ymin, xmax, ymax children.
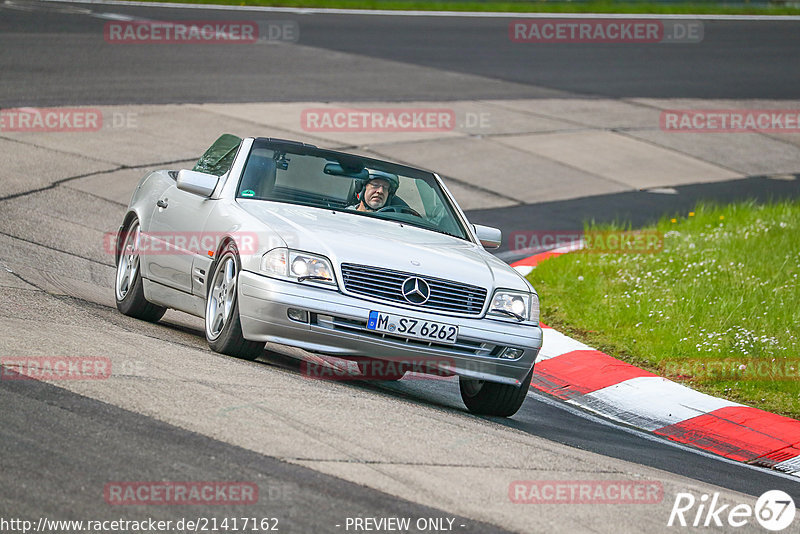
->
<box><xmin>401</xmin><ymin>277</ymin><xmax>431</xmax><ymax>304</ymax></box>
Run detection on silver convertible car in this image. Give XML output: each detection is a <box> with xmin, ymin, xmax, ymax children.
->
<box><xmin>114</xmin><ymin>135</ymin><xmax>542</xmax><ymax>416</ymax></box>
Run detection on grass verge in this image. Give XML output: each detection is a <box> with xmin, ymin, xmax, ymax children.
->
<box><xmin>136</xmin><ymin>0</ymin><xmax>800</xmax><ymax>16</ymax></box>
<box><xmin>528</xmin><ymin>200</ymin><xmax>800</xmax><ymax>418</ymax></box>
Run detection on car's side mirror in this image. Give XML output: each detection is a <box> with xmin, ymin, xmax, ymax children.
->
<box><xmin>177</xmin><ymin>169</ymin><xmax>219</xmax><ymax>197</ymax></box>
<box><xmin>473</xmin><ymin>224</ymin><xmax>502</xmax><ymax>249</ymax></box>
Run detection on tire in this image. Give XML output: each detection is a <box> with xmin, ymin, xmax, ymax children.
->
<box><xmin>205</xmin><ymin>242</ymin><xmax>264</xmax><ymax>360</ymax></box>
<box><xmin>115</xmin><ymin>218</ymin><xmax>167</xmax><ymax>322</ymax></box>
<box><xmin>459</xmin><ymin>366</ymin><xmax>533</xmax><ymax>417</ymax></box>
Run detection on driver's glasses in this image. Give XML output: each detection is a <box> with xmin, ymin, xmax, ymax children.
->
<box><xmin>366</xmin><ymin>180</ymin><xmax>390</xmax><ymax>192</ymax></box>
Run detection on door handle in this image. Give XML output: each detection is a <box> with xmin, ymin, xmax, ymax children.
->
<box><xmin>157</xmin><ymin>199</ymin><xmax>168</xmax><ymax>209</ymax></box>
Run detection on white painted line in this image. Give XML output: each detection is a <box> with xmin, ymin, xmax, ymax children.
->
<box><xmin>773</xmin><ymin>456</ymin><xmax>800</xmax><ymax>475</ymax></box>
<box><xmin>571</xmin><ymin>376</ymin><xmax>743</xmax><ymax>431</ymax></box>
<box><xmin>551</xmin><ymin>241</ymin><xmax>585</xmax><ymax>254</ymax></box>
<box><xmin>40</xmin><ymin>0</ymin><xmax>800</xmax><ymax>20</ymax></box>
<box><xmin>645</xmin><ymin>187</ymin><xmax>679</xmax><ymax>195</ymax></box>
<box><xmin>512</xmin><ymin>265</ymin><xmax>533</xmax><ymax>276</ymax></box>
<box><xmin>512</xmin><ymin>241</ymin><xmax>585</xmax><ymax>268</ymax></box>
<box><xmin>538</xmin><ymin>327</ymin><xmax>592</xmax><ymax>361</ymax></box>
<box><xmin>91</xmin><ymin>11</ymin><xmax>137</xmax><ymax>20</ymax></box>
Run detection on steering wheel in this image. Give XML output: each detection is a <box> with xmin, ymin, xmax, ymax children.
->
<box><xmin>376</xmin><ymin>206</ymin><xmax>422</xmax><ymax>217</ymax></box>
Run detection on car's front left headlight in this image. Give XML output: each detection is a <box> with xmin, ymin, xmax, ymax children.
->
<box><xmin>487</xmin><ymin>289</ymin><xmax>539</xmax><ymax>323</ymax></box>
<box><xmin>260</xmin><ymin>248</ymin><xmax>338</xmax><ymax>289</ymax></box>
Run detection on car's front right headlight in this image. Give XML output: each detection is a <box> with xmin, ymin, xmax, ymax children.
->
<box><xmin>487</xmin><ymin>289</ymin><xmax>539</xmax><ymax>323</ymax></box>
<box><xmin>260</xmin><ymin>248</ymin><xmax>338</xmax><ymax>289</ymax></box>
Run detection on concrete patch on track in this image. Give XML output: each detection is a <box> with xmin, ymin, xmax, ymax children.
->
<box><xmin>1</xmin><ymin>104</ymin><xmax>288</xmax><ymax>166</ymax></box>
<box><xmin>65</xmin><ymin>166</ymin><xmax>172</xmax><ymax>205</ymax></box>
<box><xmin>0</xmin><ymin>187</ymin><xmax>119</xmax><ymax>265</ymax></box>
<box><xmin>494</xmin><ymin>130</ymin><xmax>742</xmax><ymax>189</ymax></box>
<box><xmin>368</xmin><ymin>136</ymin><xmax>630</xmax><ymax>206</ymax></box>
<box><xmin>0</xmin><ymin>263</ymin><xmax>37</xmax><ymax>290</ymax></box>
<box><xmin>625</xmin><ymin>128</ymin><xmax>800</xmax><ymax>177</ymax></box>
<box><xmin>488</xmin><ymin>98</ymin><xmax>663</xmax><ymax>130</ymax></box>
<box><xmin>5</xmin><ymin>97</ymin><xmax>799</xmax><ymax>209</ymax></box>
<box><xmin>194</xmin><ymin>102</ymin><xmax>464</xmax><ymax>147</ymax></box>
<box><xmin>0</xmin><ymin>137</ymin><xmax>116</xmax><ymax>198</ymax></box>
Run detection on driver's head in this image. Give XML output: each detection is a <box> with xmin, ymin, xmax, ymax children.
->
<box><xmin>362</xmin><ymin>177</ymin><xmax>391</xmax><ymax>210</ymax></box>
<box><xmin>358</xmin><ymin>171</ymin><xmax>399</xmax><ymax>211</ymax></box>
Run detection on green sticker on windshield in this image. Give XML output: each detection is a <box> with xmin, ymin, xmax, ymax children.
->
<box><xmin>242</xmin><ymin>190</ymin><xmax>255</xmax><ymax>197</ymax></box>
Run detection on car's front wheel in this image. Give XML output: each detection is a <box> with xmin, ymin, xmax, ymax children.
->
<box><xmin>205</xmin><ymin>242</ymin><xmax>265</xmax><ymax>360</ymax></box>
<box><xmin>115</xmin><ymin>218</ymin><xmax>167</xmax><ymax>322</ymax></box>
<box><xmin>459</xmin><ymin>367</ymin><xmax>533</xmax><ymax>417</ymax></box>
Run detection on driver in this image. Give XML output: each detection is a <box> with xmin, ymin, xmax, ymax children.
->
<box><xmin>348</xmin><ymin>171</ymin><xmax>400</xmax><ymax>212</ymax></box>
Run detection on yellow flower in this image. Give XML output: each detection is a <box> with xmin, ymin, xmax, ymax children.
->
<box><xmin>720</xmin><ymin>215</ymin><xmax>725</xmax><ymax>220</ymax></box>
<box><xmin>689</xmin><ymin>212</ymin><xmax>695</xmax><ymax>216</ymax></box>
<box><xmin>671</xmin><ymin>218</ymin><xmax>677</xmax><ymax>223</ymax></box>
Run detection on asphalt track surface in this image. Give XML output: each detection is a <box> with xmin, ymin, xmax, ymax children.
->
<box><xmin>0</xmin><ymin>376</ymin><xmax>509</xmax><ymax>533</ymax></box>
<box><xmin>3</xmin><ymin>340</ymin><xmax>800</xmax><ymax>519</ymax></box>
<box><xmin>2</xmin><ymin>2</ymin><xmax>800</xmax><ymax>532</ymax></box>
<box><xmin>2</xmin><ymin>2</ymin><xmax>800</xmax><ymax>106</ymax></box>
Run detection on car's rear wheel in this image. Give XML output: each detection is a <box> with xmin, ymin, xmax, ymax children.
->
<box><xmin>205</xmin><ymin>242</ymin><xmax>265</xmax><ymax>360</ymax></box>
<box><xmin>115</xmin><ymin>218</ymin><xmax>167</xmax><ymax>322</ymax></box>
<box><xmin>459</xmin><ymin>366</ymin><xmax>533</xmax><ymax>417</ymax></box>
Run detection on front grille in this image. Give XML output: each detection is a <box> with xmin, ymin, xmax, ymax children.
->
<box><xmin>340</xmin><ymin>263</ymin><xmax>487</xmax><ymax>315</ymax></box>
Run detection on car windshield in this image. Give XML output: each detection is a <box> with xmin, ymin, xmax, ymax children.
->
<box><xmin>235</xmin><ymin>141</ymin><xmax>469</xmax><ymax>240</ymax></box>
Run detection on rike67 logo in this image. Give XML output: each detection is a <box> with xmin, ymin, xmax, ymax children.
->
<box><xmin>668</xmin><ymin>490</ymin><xmax>796</xmax><ymax>531</ymax></box>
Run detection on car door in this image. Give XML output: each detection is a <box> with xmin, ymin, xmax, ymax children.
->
<box><xmin>144</xmin><ymin>185</ymin><xmax>217</xmax><ymax>295</ymax></box>
<box><xmin>142</xmin><ymin>134</ymin><xmax>242</xmax><ymax>295</ymax></box>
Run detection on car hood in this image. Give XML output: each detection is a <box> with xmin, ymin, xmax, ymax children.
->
<box><xmin>237</xmin><ymin>200</ymin><xmax>528</xmax><ymax>292</ymax></box>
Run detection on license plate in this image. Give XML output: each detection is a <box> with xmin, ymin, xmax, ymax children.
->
<box><xmin>366</xmin><ymin>311</ymin><xmax>458</xmax><ymax>344</ymax></box>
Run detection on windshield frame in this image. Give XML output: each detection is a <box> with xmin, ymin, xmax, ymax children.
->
<box><xmin>234</xmin><ymin>138</ymin><xmax>474</xmax><ymax>242</ymax></box>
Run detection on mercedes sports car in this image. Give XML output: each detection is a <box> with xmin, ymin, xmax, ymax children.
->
<box><xmin>114</xmin><ymin>135</ymin><xmax>543</xmax><ymax>416</ymax></box>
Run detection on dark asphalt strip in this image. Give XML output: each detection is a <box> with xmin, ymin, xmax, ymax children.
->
<box><xmin>505</xmin><ymin>391</ymin><xmax>800</xmax><ymax>498</ymax></box>
<box><xmin>0</xmin><ymin>374</ymin><xmax>511</xmax><ymax>534</ymax></box>
<box><xmin>354</xmin><ymin>376</ymin><xmax>800</xmax><ymax>497</ymax></box>
<box><xmin>467</xmin><ymin>173</ymin><xmax>800</xmax><ymax>261</ymax></box>
<box><xmin>2</xmin><ymin>4</ymin><xmax>800</xmax><ymax>106</ymax></box>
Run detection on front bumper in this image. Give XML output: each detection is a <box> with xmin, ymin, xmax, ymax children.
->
<box><xmin>238</xmin><ymin>271</ymin><xmax>542</xmax><ymax>385</ymax></box>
